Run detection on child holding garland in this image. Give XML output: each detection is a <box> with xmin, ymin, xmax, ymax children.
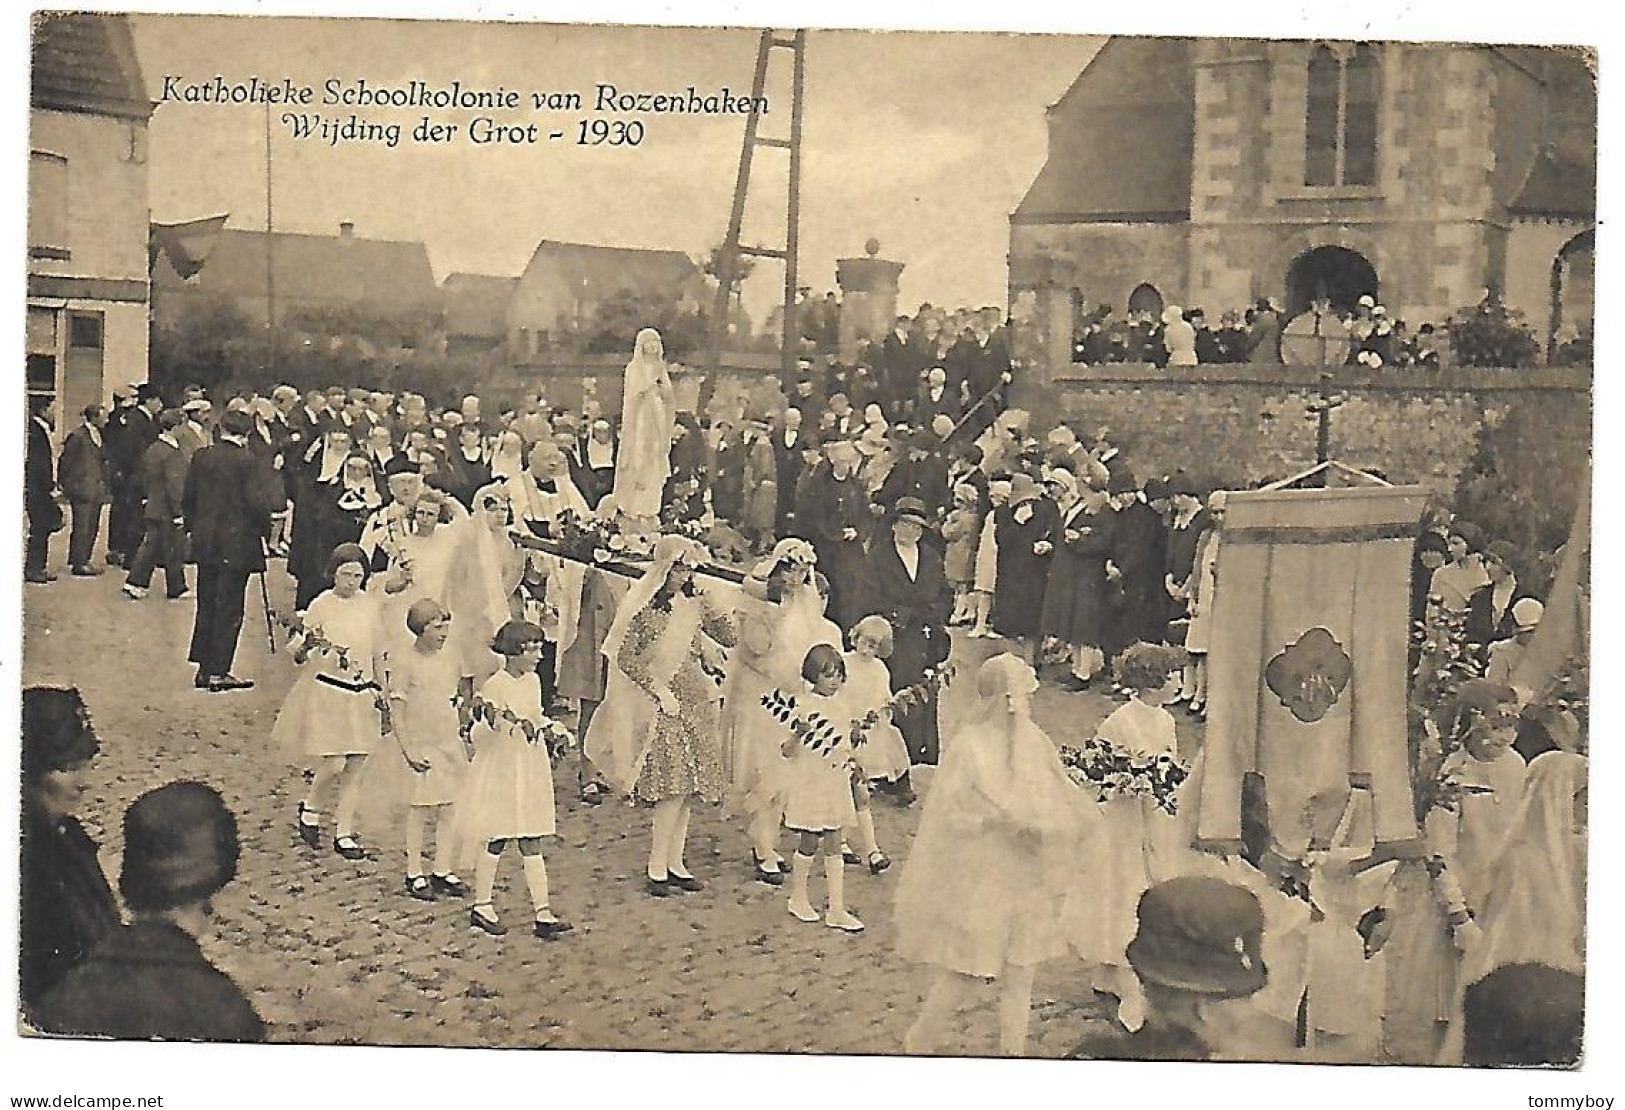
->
<box><xmin>458</xmin><ymin>620</ymin><xmax>572</xmax><ymax>939</ymax></box>
<box><xmin>781</xmin><ymin>644</ymin><xmax>866</xmax><ymax>932</ymax></box>
<box><xmin>840</xmin><ymin>615</ymin><xmax>910</xmax><ymax>872</ymax></box>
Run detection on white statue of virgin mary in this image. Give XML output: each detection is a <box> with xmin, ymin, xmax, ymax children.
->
<box><xmin>612</xmin><ymin>327</ymin><xmax>678</xmax><ymax>519</ymax></box>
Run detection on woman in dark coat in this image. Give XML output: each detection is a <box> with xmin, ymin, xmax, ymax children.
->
<box><xmin>19</xmin><ymin>687</ymin><xmax>121</xmax><ymax>1026</ymax></box>
<box><xmin>992</xmin><ymin>474</ymin><xmax>1058</xmax><ymax>657</ymax></box>
<box><xmin>1041</xmin><ymin>484</ymin><xmax>1119</xmax><ymax>689</ymax></box>
<box><xmin>861</xmin><ymin>498</ymin><xmax>953</xmax><ymax>774</ymax></box>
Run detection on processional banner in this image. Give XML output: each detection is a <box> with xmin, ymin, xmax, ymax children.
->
<box><xmin>1194</xmin><ymin>484</ymin><xmax>1428</xmax><ymax>855</ymax></box>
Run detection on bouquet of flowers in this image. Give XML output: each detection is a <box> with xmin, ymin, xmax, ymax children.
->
<box><xmin>547</xmin><ymin>509</ymin><xmax>629</xmax><ymax>565</ymax></box>
<box><xmin>1057</xmin><ymin>737</ymin><xmax>1190</xmax><ymax>815</ymax></box>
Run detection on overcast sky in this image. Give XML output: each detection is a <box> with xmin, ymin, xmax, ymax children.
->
<box><xmin>130</xmin><ymin>16</ymin><xmax>1100</xmax><ymax>321</ymax></box>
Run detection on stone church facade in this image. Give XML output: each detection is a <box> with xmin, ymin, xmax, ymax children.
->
<box><xmin>1009</xmin><ymin>37</ymin><xmax>1595</xmax><ymax>369</ymax></box>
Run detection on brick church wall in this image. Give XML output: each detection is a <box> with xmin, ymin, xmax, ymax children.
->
<box><xmin>1010</xmin><ymin>362</ymin><xmax>1589</xmax><ymax>502</ymax></box>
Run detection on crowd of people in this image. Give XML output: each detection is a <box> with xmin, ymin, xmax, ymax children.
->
<box><xmin>1072</xmin><ymin>293</ymin><xmax>1451</xmax><ymax>370</ymax></box>
<box><xmin>19</xmin><ymin>320</ymin><xmax>1584</xmax><ymax>1066</ymax></box>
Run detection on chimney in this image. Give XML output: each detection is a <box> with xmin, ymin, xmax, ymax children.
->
<box><xmin>339</xmin><ymin>220</ymin><xmax>354</xmax><ymax>239</ymax></box>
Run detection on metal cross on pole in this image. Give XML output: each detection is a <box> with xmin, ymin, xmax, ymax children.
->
<box><xmin>1305</xmin><ymin>371</ymin><xmax>1347</xmax><ymax>487</ymax></box>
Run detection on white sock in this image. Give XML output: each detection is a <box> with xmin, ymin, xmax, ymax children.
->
<box><xmin>431</xmin><ymin>811</ymin><xmax>456</xmax><ymax>875</ymax></box>
<box><xmin>854</xmin><ymin>809</ymin><xmax>881</xmax><ymax>857</ymax></box>
<box><xmin>405</xmin><ymin>808</ymin><xmax>426</xmax><ymax>877</ymax></box>
<box><xmin>334</xmin><ymin>760</ymin><xmax>365</xmax><ymax>839</ymax></box>
<box><xmin>474</xmin><ymin>847</ymin><xmax>501</xmax><ymax>908</ymax></box>
<box><xmin>521</xmin><ymin>854</ymin><xmax>552</xmax><ymax>918</ymax></box>
<box><xmin>789</xmin><ymin>852</ymin><xmax>815</xmax><ymax>910</ymax></box>
<box><xmin>824</xmin><ymin>854</ymin><xmax>848</xmax><ymax>917</ymax></box>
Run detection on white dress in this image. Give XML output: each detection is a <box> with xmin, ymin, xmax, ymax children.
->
<box><xmin>972</xmin><ymin>510</ymin><xmax>999</xmax><ymax>594</ymax></box>
<box><xmin>390</xmin><ymin>645</ymin><xmax>470</xmax><ymax>807</ymax></box>
<box><xmin>780</xmin><ymin>686</ymin><xmax>860</xmax><ymax>833</ymax></box>
<box><xmin>455</xmin><ymin>669</ymin><xmax>557</xmax><ymax>842</ymax></box>
<box><xmin>272</xmin><ymin>589</ymin><xmax>384</xmax><ymax>760</ymax></box>
<box><xmin>844</xmin><ymin>652</ymin><xmax>911</xmax><ymax>782</ymax></box>
<box><xmin>1064</xmin><ymin>698</ymin><xmax>1188</xmax><ymax>967</ymax></box>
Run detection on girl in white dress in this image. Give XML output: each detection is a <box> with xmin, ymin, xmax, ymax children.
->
<box><xmin>840</xmin><ymin>616</ymin><xmax>909</xmax><ymax>872</ymax></box>
<box><xmin>780</xmin><ymin>645</ymin><xmax>865</xmax><ymax>932</ymax></box>
<box><xmin>1180</xmin><ymin>492</ymin><xmax>1226</xmax><ymax>712</ymax></box>
<box><xmin>1066</xmin><ymin>642</ymin><xmax>1191</xmax><ymax>1032</ymax></box>
<box><xmin>967</xmin><ymin>479</ymin><xmax>1009</xmax><ymax>638</ymax></box>
<box><xmin>895</xmin><ymin>653</ymin><xmax>1091</xmax><ymax>1056</ymax></box>
<box><xmin>458</xmin><ymin>620</ymin><xmax>572</xmax><ymax>939</ymax></box>
<box><xmin>386</xmin><ymin>599</ymin><xmax>471</xmax><ymax>902</ymax></box>
<box><xmin>276</xmin><ymin>544</ymin><xmax>386</xmax><ymax>862</ymax></box>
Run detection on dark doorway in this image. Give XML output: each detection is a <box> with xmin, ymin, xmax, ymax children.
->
<box><xmin>1285</xmin><ymin>246</ymin><xmax>1379</xmax><ymax>317</ymax></box>
<box><xmin>1127</xmin><ymin>282</ymin><xmax>1164</xmax><ymax>318</ymax></box>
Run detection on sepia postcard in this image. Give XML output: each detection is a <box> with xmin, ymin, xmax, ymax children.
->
<box><xmin>14</xmin><ymin>3</ymin><xmax>1600</xmax><ymax>1094</ymax></box>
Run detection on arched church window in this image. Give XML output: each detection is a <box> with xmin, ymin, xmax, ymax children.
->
<box><xmin>1304</xmin><ymin>43</ymin><xmax>1380</xmax><ymax>187</ymax></box>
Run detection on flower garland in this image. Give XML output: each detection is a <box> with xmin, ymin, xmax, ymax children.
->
<box><xmin>760</xmin><ymin>663</ymin><xmax>956</xmax><ymax>763</ymax></box>
<box><xmin>452</xmin><ymin>689</ymin><xmax>576</xmax><ymax>759</ymax></box>
<box><xmin>1057</xmin><ymin>737</ymin><xmax>1190</xmax><ymax>815</ymax></box>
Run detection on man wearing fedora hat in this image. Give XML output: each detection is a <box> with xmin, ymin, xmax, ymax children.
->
<box><xmin>19</xmin><ymin>687</ymin><xmax>121</xmax><ymax>1025</ymax></box>
<box><xmin>1073</xmin><ymin>877</ymin><xmax>1269</xmax><ymax>1061</ymax></box>
<box><xmin>105</xmin><ymin>383</ymin><xmax>164</xmax><ymax>569</ymax></box>
<box><xmin>35</xmin><ymin>781</ymin><xmax>265</xmax><ymax>1041</ymax></box>
<box><xmin>183</xmin><ymin>410</ymin><xmax>283</xmax><ymax>692</ymax></box>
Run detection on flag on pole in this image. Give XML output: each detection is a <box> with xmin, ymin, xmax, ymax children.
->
<box><xmin>1511</xmin><ymin>462</ymin><xmax>1590</xmax><ymax>704</ymax></box>
<box><xmin>1195</xmin><ymin>483</ymin><xmax>1429</xmax><ymax>856</ymax></box>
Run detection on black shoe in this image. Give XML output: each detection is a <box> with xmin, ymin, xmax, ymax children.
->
<box><xmin>752</xmin><ymin>856</ymin><xmax>787</xmax><ymax>886</ymax></box>
<box><xmin>333</xmin><ymin>836</ymin><xmax>365</xmax><ymax>861</ymax></box>
<box><xmin>470</xmin><ymin>906</ymin><xmax>507</xmax><ymax>936</ymax></box>
<box><xmin>842</xmin><ymin>846</ymin><xmax>862</xmax><ymax>865</ymax></box>
<box><xmin>25</xmin><ymin>572</ymin><xmax>56</xmax><ymax>584</ymax></box>
<box><xmin>406</xmin><ymin>875</ymin><xmax>436</xmax><ymax>901</ymax></box>
<box><xmin>194</xmin><ymin>672</ymin><xmax>214</xmax><ymax>689</ymax></box>
<box><xmin>1059</xmin><ymin>675</ymin><xmax>1091</xmax><ymax>693</ymax></box>
<box><xmin>667</xmin><ymin>874</ymin><xmax>705</xmax><ymax>893</ymax></box>
<box><xmin>533</xmin><ymin>917</ymin><xmax>575</xmax><ymax>939</ymax></box>
<box><xmin>868</xmin><ymin>852</ymin><xmax>893</xmax><ymax>874</ymax></box>
<box><xmin>645</xmin><ymin>875</ymin><xmax>679</xmax><ymax>897</ymax></box>
<box><xmin>297</xmin><ymin>819</ymin><xmax>321</xmax><ymax>849</ymax></box>
<box><xmin>211</xmin><ymin>674</ymin><xmax>255</xmax><ymax>691</ymax></box>
<box><xmin>71</xmin><ymin>565</ymin><xmax>103</xmax><ymax>577</ymax></box>
<box><xmin>431</xmin><ymin>873</ymin><xmax>470</xmax><ymax>899</ymax></box>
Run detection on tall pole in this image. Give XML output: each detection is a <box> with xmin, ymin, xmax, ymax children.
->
<box><xmin>265</xmin><ymin>101</ymin><xmax>276</xmax><ymax>377</ymax></box>
<box><xmin>782</xmin><ymin>29</ymin><xmax>806</xmax><ymax>385</ymax></box>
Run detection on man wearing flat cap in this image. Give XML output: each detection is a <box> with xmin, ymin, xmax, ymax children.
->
<box><xmin>183</xmin><ymin>410</ymin><xmax>283</xmax><ymax>692</ymax></box>
<box><xmin>19</xmin><ymin>687</ymin><xmax>120</xmax><ymax>1026</ymax></box>
<box><xmin>1073</xmin><ymin>877</ymin><xmax>1268</xmax><ymax>1061</ymax></box>
<box><xmin>36</xmin><ymin>781</ymin><xmax>265</xmax><ymax>1042</ymax></box>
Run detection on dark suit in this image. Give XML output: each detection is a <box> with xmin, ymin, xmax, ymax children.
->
<box><xmin>106</xmin><ymin>406</ymin><xmax>157</xmax><ymax>562</ymax></box>
<box><xmin>58</xmin><ymin>424</ymin><xmax>109</xmax><ymax>570</ymax></box>
<box><xmin>708</xmin><ymin>437</ymin><xmax>745</xmax><ymax>524</ymax></box>
<box><xmin>35</xmin><ymin>919</ymin><xmax>265</xmax><ymax>1042</ymax></box>
<box><xmin>126</xmin><ymin>437</ymin><xmax>190</xmax><ymax>596</ymax></box>
<box><xmin>183</xmin><ymin>438</ymin><xmax>280</xmax><ymax>680</ymax></box>
<box><xmin>1466</xmin><ymin>583</ymin><xmax>1527</xmax><ymax>661</ymax></box>
<box><xmin>797</xmin><ymin>466</ymin><xmax>870</xmax><ymax>630</ymax></box>
<box><xmin>859</xmin><ymin>537</ymin><xmax>951</xmax><ymax>765</ymax></box>
<box><xmin>25</xmin><ymin>417</ymin><xmax>60</xmax><ymax>578</ymax></box>
<box><xmin>913</xmin><ymin>385</ymin><xmax>961</xmax><ymax>429</ymax></box>
<box><xmin>772</xmin><ymin>428</ymin><xmax>806</xmax><ymax>535</ymax></box>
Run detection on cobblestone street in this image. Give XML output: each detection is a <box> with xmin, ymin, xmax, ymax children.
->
<box><xmin>22</xmin><ymin>557</ymin><xmax>1215</xmax><ymax>1057</ymax></box>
